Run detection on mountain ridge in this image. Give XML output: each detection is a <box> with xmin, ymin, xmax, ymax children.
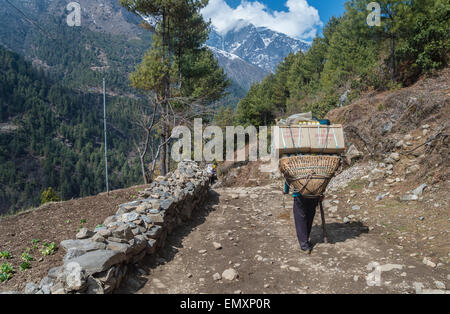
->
<box><xmin>207</xmin><ymin>23</ymin><xmax>310</xmax><ymax>73</ymax></box>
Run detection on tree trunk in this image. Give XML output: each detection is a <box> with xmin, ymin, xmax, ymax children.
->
<box><xmin>160</xmin><ymin>106</ymin><xmax>167</xmax><ymax>176</ymax></box>
<box><xmin>160</xmin><ymin>9</ymin><xmax>168</xmax><ymax>176</ymax></box>
<box><xmin>390</xmin><ymin>34</ymin><xmax>396</xmax><ymax>83</ymax></box>
<box><xmin>140</xmin><ymin>155</ymin><xmax>149</xmax><ymax>184</ymax></box>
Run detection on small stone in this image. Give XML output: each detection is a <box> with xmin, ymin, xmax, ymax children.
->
<box><xmin>352</xmin><ymin>205</ymin><xmax>361</xmax><ymax>211</ymax></box>
<box><xmin>412</xmin><ymin>184</ymin><xmax>427</xmax><ymax>197</ymax></box>
<box><xmin>264</xmin><ymin>284</ymin><xmax>270</xmax><ymax>288</ymax></box>
<box><xmin>289</xmin><ymin>267</ymin><xmax>300</xmax><ymax>272</ymax></box>
<box><xmin>222</xmin><ymin>268</ymin><xmax>239</xmax><ymax>281</ymax></box>
<box><xmin>404</xmin><ymin>134</ymin><xmax>413</xmax><ymax>141</ymax></box>
<box><xmin>418</xmin><ymin>216</ymin><xmax>424</xmax><ymax>221</ymax></box>
<box><xmin>328</xmin><ymin>206</ymin><xmax>338</xmax><ymax>213</ymax></box>
<box><xmin>389</xmin><ymin>152</ymin><xmax>401</xmax><ymax>162</ymax></box>
<box><xmin>413</xmin><ymin>282</ymin><xmax>424</xmax><ymax>293</ymax></box>
<box><xmin>343</xmin><ymin>217</ymin><xmax>350</xmax><ymax>224</ymax></box>
<box><xmin>76</xmin><ymin>228</ymin><xmax>94</xmax><ymax>240</ymax></box>
<box><xmin>406</xmin><ymin>165</ymin><xmax>420</xmax><ymax>175</ymax></box>
<box><xmin>401</xmin><ymin>194</ymin><xmax>419</xmax><ymax>201</ymax></box>
<box><xmin>187</xmin><ymin>273</ymin><xmax>193</xmax><ymax>278</ymax></box>
<box><xmin>434</xmin><ymin>281</ymin><xmax>446</xmax><ymax>289</ymax></box>
<box><xmin>422</xmin><ymin>257</ymin><xmax>436</xmax><ymax>268</ymax></box>
<box><xmin>213</xmin><ymin>242</ymin><xmax>222</xmax><ymax>250</ymax></box>
<box><xmin>212</xmin><ymin>273</ymin><xmax>222</xmax><ymax>281</ymax></box>
<box><xmin>198</xmin><ymin>249</ymin><xmax>207</xmax><ymax>254</ymax></box>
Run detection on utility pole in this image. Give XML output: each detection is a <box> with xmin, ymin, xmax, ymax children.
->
<box><xmin>103</xmin><ymin>78</ymin><xmax>109</xmax><ymax>194</ymax></box>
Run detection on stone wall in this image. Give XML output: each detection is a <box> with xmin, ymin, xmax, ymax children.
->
<box><xmin>24</xmin><ymin>161</ymin><xmax>210</xmax><ymax>294</ymax></box>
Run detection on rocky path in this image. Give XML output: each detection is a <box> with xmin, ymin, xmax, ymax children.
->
<box><xmin>125</xmin><ymin>185</ymin><xmax>448</xmax><ymax>294</ymax></box>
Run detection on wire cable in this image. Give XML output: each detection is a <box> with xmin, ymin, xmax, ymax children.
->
<box><xmin>3</xmin><ymin>0</ymin><xmax>59</xmax><ymax>42</ymax></box>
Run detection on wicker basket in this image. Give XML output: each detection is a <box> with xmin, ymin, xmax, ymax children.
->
<box><xmin>279</xmin><ymin>155</ymin><xmax>341</xmax><ymax>198</ymax></box>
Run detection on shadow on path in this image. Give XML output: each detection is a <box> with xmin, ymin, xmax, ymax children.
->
<box><xmin>310</xmin><ymin>221</ymin><xmax>369</xmax><ymax>246</ymax></box>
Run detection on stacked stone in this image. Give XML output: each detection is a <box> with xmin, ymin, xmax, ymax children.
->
<box><xmin>24</xmin><ymin>160</ymin><xmax>209</xmax><ymax>294</ymax></box>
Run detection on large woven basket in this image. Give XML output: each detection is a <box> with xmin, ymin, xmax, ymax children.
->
<box><xmin>279</xmin><ymin>155</ymin><xmax>341</xmax><ymax>198</ymax></box>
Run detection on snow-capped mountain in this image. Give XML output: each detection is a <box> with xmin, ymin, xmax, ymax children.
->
<box><xmin>208</xmin><ymin>46</ymin><xmax>268</xmax><ymax>91</ymax></box>
<box><xmin>207</xmin><ymin>23</ymin><xmax>310</xmax><ymax>74</ymax></box>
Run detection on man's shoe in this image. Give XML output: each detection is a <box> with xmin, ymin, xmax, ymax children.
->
<box><xmin>300</xmin><ymin>248</ymin><xmax>312</xmax><ymax>255</ymax></box>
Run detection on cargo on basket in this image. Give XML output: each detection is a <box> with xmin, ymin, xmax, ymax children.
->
<box><xmin>275</xmin><ymin>112</ymin><xmax>345</xmax><ymax>199</ymax></box>
<box><xmin>274</xmin><ymin>124</ymin><xmax>345</xmax><ymax>155</ymax></box>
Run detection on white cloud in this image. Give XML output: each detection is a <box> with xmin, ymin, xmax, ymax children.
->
<box><xmin>201</xmin><ymin>0</ymin><xmax>322</xmax><ymax>40</ymax></box>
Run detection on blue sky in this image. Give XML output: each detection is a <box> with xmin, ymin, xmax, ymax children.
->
<box><xmin>202</xmin><ymin>0</ymin><xmax>348</xmax><ymax>40</ymax></box>
<box><xmin>225</xmin><ymin>0</ymin><xmax>347</xmax><ymax>25</ymax></box>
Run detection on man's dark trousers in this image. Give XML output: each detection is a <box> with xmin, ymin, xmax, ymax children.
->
<box><xmin>293</xmin><ymin>195</ymin><xmax>319</xmax><ymax>251</ymax></box>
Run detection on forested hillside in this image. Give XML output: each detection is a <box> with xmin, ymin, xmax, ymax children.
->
<box><xmin>232</xmin><ymin>0</ymin><xmax>449</xmax><ymax>127</ymax></box>
<box><xmin>0</xmin><ymin>47</ymin><xmax>143</xmax><ymax>215</ymax></box>
<box><xmin>0</xmin><ymin>0</ymin><xmax>151</xmax><ymax>95</ymax></box>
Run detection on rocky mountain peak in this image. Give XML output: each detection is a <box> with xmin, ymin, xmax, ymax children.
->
<box><xmin>207</xmin><ymin>23</ymin><xmax>310</xmax><ymax>73</ymax></box>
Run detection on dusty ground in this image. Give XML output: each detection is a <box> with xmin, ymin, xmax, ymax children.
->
<box><xmin>119</xmin><ymin>183</ymin><xmax>448</xmax><ymax>294</ymax></box>
<box><xmin>0</xmin><ymin>185</ymin><xmax>143</xmax><ymax>292</ymax></box>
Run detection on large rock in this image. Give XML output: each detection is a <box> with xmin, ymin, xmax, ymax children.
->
<box><xmin>346</xmin><ymin>145</ymin><xmax>363</xmax><ymax>164</ymax></box>
<box><xmin>112</xmin><ymin>224</ymin><xmax>134</xmax><ymax>240</ymax></box>
<box><xmin>39</xmin><ymin>277</ymin><xmax>54</xmax><ymax>294</ymax></box>
<box><xmin>76</xmin><ymin>228</ymin><xmax>94</xmax><ymax>239</ymax></box>
<box><xmin>25</xmin><ymin>282</ymin><xmax>40</xmax><ymax>294</ymax></box>
<box><xmin>63</xmin><ymin>248</ymin><xmax>86</xmax><ymax>262</ymax></box>
<box><xmin>60</xmin><ymin>239</ymin><xmax>106</xmax><ymax>252</ymax></box>
<box><xmin>147</xmin><ymin>212</ymin><xmax>165</xmax><ymax>225</ymax></box>
<box><xmin>107</xmin><ymin>241</ymin><xmax>130</xmax><ymax>254</ymax></box>
<box><xmin>121</xmin><ymin>212</ymin><xmax>140</xmax><ymax>223</ymax></box>
<box><xmin>160</xmin><ymin>199</ymin><xmax>174</xmax><ymax>211</ymax></box>
<box><xmin>63</xmin><ymin>262</ymin><xmax>87</xmax><ymax>292</ymax></box>
<box><xmin>116</xmin><ymin>201</ymin><xmax>141</xmax><ymax>215</ymax></box>
<box><xmin>127</xmin><ymin>235</ymin><xmax>147</xmax><ymax>256</ymax></box>
<box><xmin>48</xmin><ymin>266</ymin><xmax>63</xmax><ymax>280</ymax></box>
<box><xmin>145</xmin><ymin>225</ymin><xmax>162</xmax><ymax>239</ymax></box>
<box><xmin>64</xmin><ymin>250</ymin><xmax>126</xmax><ymax>276</ymax></box>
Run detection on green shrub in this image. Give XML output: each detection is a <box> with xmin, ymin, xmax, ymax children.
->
<box><xmin>21</xmin><ymin>252</ymin><xmax>33</xmax><ymax>262</ymax></box>
<box><xmin>20</xmin><ymin>262</ymin><xmax>31</xmax><ymax>271</ymax></box>
<box><xmin>41</xmin><ymin>187</ymin><xmax>60</xmax><ymax>205</ymax></box>
<box><xmin>41</xmin><ymin>242</ymin><xmax>57</xmax><ymax>256</ymax></box>
<box><xmin>0</xmin><ymin>251</ymin><xmax>12</xmax><ymax>259</ymax></box>
<box><xmin>0</xmin><ymin>262</ymin><xmax>14</xmax><ymax>281</ymax></box>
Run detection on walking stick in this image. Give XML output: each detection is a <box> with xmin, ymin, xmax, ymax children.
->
<box><xmin>319</xmin><ymin>198</ymin><xmax>328</xmax><ymax>244</ymax></box>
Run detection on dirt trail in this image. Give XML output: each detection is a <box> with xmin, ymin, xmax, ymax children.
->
<box><xmin>120</xmin><ymin>183</ymin><xmax>448</xmax><ymax>294</ymax></box>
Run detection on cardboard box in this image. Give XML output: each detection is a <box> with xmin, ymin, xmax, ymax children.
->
<box><xmin>306</xmin><ymin>124</ymin><xmax>345</xmax><ymax>154</ymax></box>
<box><xmin>273</xmin><ymin>124</ymin><xmax>345</xmax><ymax>155</ymax></box>
<box><xmin>274</xmin><ymin>126</ymin><xmax>311</xmax><ymax>155</ymax></box>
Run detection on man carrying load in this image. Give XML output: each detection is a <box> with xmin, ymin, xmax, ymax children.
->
<box><xmin>276</xmin><ymin>113</ymin><xmax>344</xmax><ymax>255</ymax></box>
